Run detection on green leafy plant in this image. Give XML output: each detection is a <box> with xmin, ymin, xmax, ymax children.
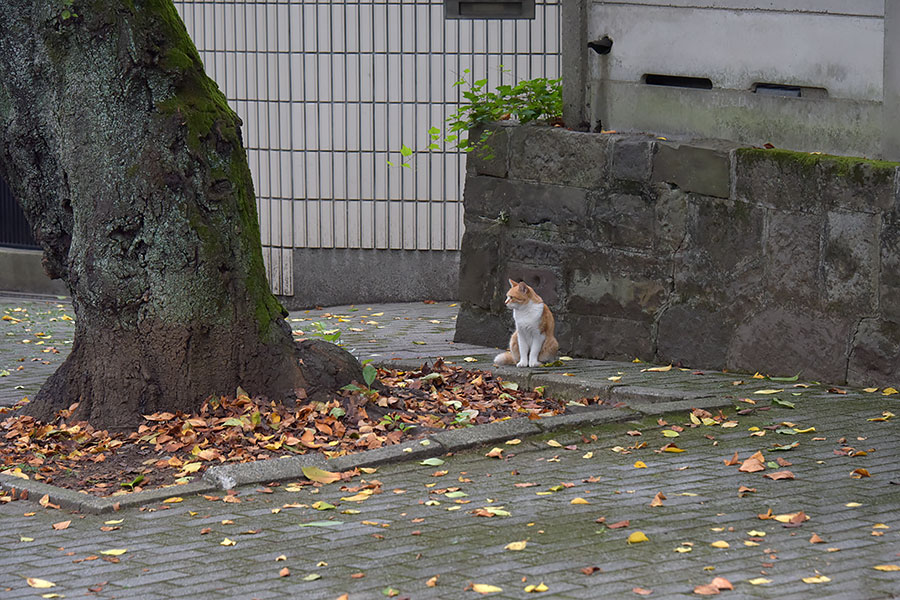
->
<box><xmin>120</xmin><ymin>473</ymin><xmax>144</xmax><ymax>491</ymax></box>
<box><xmin>379</xmin><ymin>413</ymin><xmax>413</xmax><ymax>432</ymax></box>
<box><xmin>389</xmin><ymin>68</ymin><xmax>562</xmax><ymax>168</ymax></box>
<box><xmin>59</xmin><ymin>0</ymin><xmax>79</xmax><ymax>20</ymax></box>
<box><xmin>309</xmin><ymin>321</ymin><xmax>342</xmax><ymax>344</ymax></box>
<box><xmin>341</xmin><ymin>359</ymin><xmax>379</xmax><ymax>400</ymax></box>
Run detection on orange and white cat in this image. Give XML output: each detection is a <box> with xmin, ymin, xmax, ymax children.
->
<box><xmin>494</xmin><ymin>279</ymin><xmax>559</xmax><ymax>367</ymax></box>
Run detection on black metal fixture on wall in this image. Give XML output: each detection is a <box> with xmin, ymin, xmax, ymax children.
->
<box><xmin>0</xmin><ymin>176</ymin><xmax>38</xmax><ymax>249</ymax></box>
<box><xmin>445</xmin><ymin>0</ymin><xmax>535</xmax><ymax>19</ymax></box>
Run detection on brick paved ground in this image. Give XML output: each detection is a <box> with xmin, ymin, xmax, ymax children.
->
<box><xmin>1</xmin><ymin>295</ymin><xmax>899</xmax><ymax>599</ymax></box>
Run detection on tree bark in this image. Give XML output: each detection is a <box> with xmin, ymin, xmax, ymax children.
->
<box><xmin>0</xmin><ymin>0</ymin><xmax>360</xmax><ymax>429</ymax></box>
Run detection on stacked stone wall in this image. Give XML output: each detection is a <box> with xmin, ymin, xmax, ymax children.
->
<box><xmin>455</xmin><ymin>123</ymin><xmax>900</xmax><ymax>385</ymax></box>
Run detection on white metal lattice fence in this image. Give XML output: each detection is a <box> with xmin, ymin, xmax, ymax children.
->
<box><xmin>174</xmin><ymin>0</ymin><xmax>561</xmax><ymax>295</ymax></box>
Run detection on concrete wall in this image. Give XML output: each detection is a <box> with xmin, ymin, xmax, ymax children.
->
<box><xmin>565</xmin><ymin>0</ymin><xmax>900</xmax><ymax>160</ymax></box>
<box><xmin>454</xmin><ymin>123</ymin><xmax>900</xmax><ymax>386</ymax></box>
<box><xmin>0</xmin><ymin>249</ymin><xmax>67</xmax><ymax>296</ymax></box>
<box><xmin>280</xmin><ymin>248</ymin><xmax>459</xmax><ymax>309</ymax></box>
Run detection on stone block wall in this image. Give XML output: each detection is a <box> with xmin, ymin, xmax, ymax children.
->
<box><xmin>454</xmin><ymin>123</ymin><xmax>900</xmax><ymax>385</ymax></box>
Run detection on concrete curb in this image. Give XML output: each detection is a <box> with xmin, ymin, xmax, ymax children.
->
<box><xmin>0</xmin><ymin>474</ymin><xmax>215</xmax><ymax>514</ymax></box>
<box><xmin>0</xmin><ymin>355</ymin><xmax>733</xmax><ymax>513</ymax></box>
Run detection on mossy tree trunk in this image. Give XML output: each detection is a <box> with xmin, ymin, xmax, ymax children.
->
<box><xmin>0</xmin><ymin>0</ymin><xmax>360</xmax><ymax>429</ymax></box>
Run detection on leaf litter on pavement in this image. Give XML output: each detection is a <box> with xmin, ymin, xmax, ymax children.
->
<box><xmin>0</xmin><ymin>358</ymin><xmax>608</xmax><ymax>496</ymax></box>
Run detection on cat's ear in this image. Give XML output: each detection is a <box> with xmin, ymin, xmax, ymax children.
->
<box><xmin>508</xmin><ymin>278</ymin><xmax>517</xmax><ymax>288</ymax></box>
<box><xmin>517</xmin><ymin>281</ymin><xmax>527</xmax><ymax>292</ymax></box>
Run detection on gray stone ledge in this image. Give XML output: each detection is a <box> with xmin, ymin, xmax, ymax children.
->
<box><xmin>327</xmin><ymin>439</ymin><xmax>449</xmax><ymax>471</ymax></box>
<box><xmin>532</xmin><ymin>407</ymin><xmax>640</xmax><ymax>431</ymax></box>
<box><xmin>0</xmin><ymin>474</ymin><xmax>215</xmax><ymax>514</ymax></box>
<box><xmin>626</xmin><ymin>397</ymin><xmax>734</xmax><ymax>416</ymax></box>
<box><xmin>203</xmin><ymin>454</ymin><xmax>329</xmax><ymax>490</ymax></box>
<box><xmin>427</xmin><ymin>419</ymin><xmax>542</xmax><ymax>451</ymax></box>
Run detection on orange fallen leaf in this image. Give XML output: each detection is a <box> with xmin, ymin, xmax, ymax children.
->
<box><xmin>52</xmin><ymin>520</ymin><xmax>71</xmax><ymax>530</ymax></box>
<box><xmin>764</xmin><ymin>470</ymin><xmax>795</xmax><ymax>480</ymax></box>
<box><xmin>693</xmin><ymin>583</ymin><xmax>720</xmax><ymax>595</ymax></box>
<box><xmin>710</xmin><ymin>577</ymin><xmax>733</xmax><ymax>590</ymax></box>
<box><xmin>632</xmin><ymin>587</ymin><xmax>653</xmax><ymax>595</ymax></box>
<box><xmin>850</xmin><ymin>468</ymin><xmax>871</xmax><ymax>479</ymax></box>
<box><xmin>810</xmin><ymin>533</ymin><xmax>826</xmax><ymax>544</ymax></box>
<box><xmin>650</xmin><ymin>492</ymin><xmax>666</xmax><ymax>507</ymax></box>
<box><xmin>279</xmin><ymin>567</ymin><xmax>290</xmax><ymax>577</ymax></box>
<box><xmin>723</xmin><ymin>452</ymin><xmax>739</xmax><ymax>466</ymax></box>
<box><xmin>426</xmin><ymin>575</ymin><xmax>439</xmax><ymax>587</ymax></box>
<box><xmin>582</xmin><ymin>567</ymin><xmax>601</xmax><ymax>575</ymax></box>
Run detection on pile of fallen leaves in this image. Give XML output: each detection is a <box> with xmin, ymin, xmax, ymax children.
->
<box><xmin>0</xmin><ymin>359</ymin><xmax>603</xmax><ymax>496</ymax></box>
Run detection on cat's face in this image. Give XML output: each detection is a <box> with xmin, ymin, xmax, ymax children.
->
<box><xmin>504</xmin><ymin>279</ymin><xmax>531</xmax><ymax>307</ymax></box>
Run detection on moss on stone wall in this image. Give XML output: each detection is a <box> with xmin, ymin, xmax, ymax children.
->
<box><xmin>737</xmin><ymin>147</ymin><xmax>898</xmax><ymax>186</ymax></box>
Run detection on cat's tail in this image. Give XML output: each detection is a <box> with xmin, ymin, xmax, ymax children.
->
<box><xmin>494</xmin><ymin>351</ymin><xmax>515</xmax><ymax>365</ymax></box>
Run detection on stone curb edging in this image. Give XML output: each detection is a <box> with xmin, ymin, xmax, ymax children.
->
<box><xmin>0</xmin><ymin>358</ymin><xmax>728</xmax><ymax>513</ymax></box>
<box><xmin>0</xmin><ymin>475</ymin><xmax>215</xmax><ymax>514</ymax></box>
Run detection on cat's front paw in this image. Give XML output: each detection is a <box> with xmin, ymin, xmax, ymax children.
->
<box><xmin>528</xmin><ymin>360</ymin><xmax>540</xmax><ymax>367</ymax></box>
<box><xmin>516</xmin><ymin>360</ymin><xmax>528</xmax><ymax>368</ymax></box>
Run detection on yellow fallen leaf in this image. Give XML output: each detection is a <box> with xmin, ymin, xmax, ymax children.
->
<box><xmin>674</xmin><ymin>546</ymin><xmax>692</xmax><ymax>553</ymax></box>
<box><xmin>485</xmin><ymin>448</ymin><xmax>504</xmax><ymax>459</ymax></box>
<box><xmin>546</xmin><ymin>440</ymin><xmax>562</xmax><ymax>448</ymax></box>
<box><xmin>275</xmin><ymin>555</ymin><xmax>287</xmax><ymax>561</ymax></box>
<box><xmin>472</xmin><ymin>583</ymin><xmax>503</xmax><ymax>594</ymax></box>
<box><xmin>710</xmin><ymin>541</ymin><xmax>730</xmax><ymax>549</ymax></box>
<box><xmin>582</xmin><ymin>452</ymin><xmax>594</xmax><ymax>459</ymax></box>
<box><xmin>744</xmin><ymin>541</ymin><xmax>759</xmax><ymax>546</ymax></box>
<box><xmin>874</xmin><ymin>565</ymin><xmax>900</xmax><ymax>571</ymax></box>
<box><xmin>181</xmin><ymin>462</ymin><xmax>202</xmax><ymax>473</ymax></box>
<box><xmin>220</xmin><ymin>538</ymin><xmax>236</xmax><ymax>546</ymax></box>
<box><xmin>845</xmin><ymin>502</ymin><xmax>862</xmax><ymax>507</ymax></box>
<box><xmin>633</xmin><ymin>461</ymin><xmax>647</xmax><ymax>469</ymax></box>
<box><xmin>627</xmin><ymin>531</ymin><xmax>649</xmax><ymax>544</ymax></box>
<box><xmin>6</xmin><ymin>468</ymin><xmax>29</xmax><ymax>480</ymax></box>
<box><xmin>41</xmin><ymin>594</ymin><xmax>64</xmax><ymax>599</ymax></box>
<box><xmin>100</xmin><ymin>549</ymin><xmax>127</xmax><ymax>556</ymax></box>
<box><xmin>642</xmin><ymin>365</ymin><xmax>672</xmax><ymax>372</ymax></box>
<box><xmin>360</xmin><ymin>467</ymin><xmax>378</xmax><ymax>474</ymax></box>
<box><xmin>504</xmin><ymin>540</ymin><xmax>527</xmax><ymax>551</ymax></box>
<box><xmin>774</xmin><ymin>512</ymin><xmax>810</xmax><ymax>523</ymax></box>
<box><xmin>463</xmin><ymin>357</ymin><xmax>478</xmax><ymax>362</ymax></box>
<box><xmin>662</xmin><ymin>430</ymin><xmax>679</xmax><ymax>438</ymax></box>
<box><xmin>608</xmin><ymin>376</ymin><xmax>622</xmax><ymax>382</ymax></box>
<box><xmin>163</xmin><ymin>497</ymin><xmax>183</xmax><ymax>504</ymax></box>
<box><xmin>505</xmin><ymin>439</ymin><xmax>522</xmax><ymax>445</ymax></box>
<box><xmin>748</xmin><ymin>578</ymin><xmax>772</xmax><ymax>585</ymax></box>
<box><xmin>570</xmin><ymin>498</ymin><xmax>590</xmax><ymax>505</ymax></box>
<box><xmin>341</xmin><ymin>492</ymin><xmax>373</xmax><ymax>502</ymax></box>
<box><xmin>20</xmin><ymin>536</ymin><xmax>34</xmax><ymax>542</ymax></box>
<box><xmin>426</xmin><ymin>575</ymin><xmax>439</xmax><ymax>587</ymax></box>
<box><xmin>793</xmin><ymin>426</ymin><xmax>816</xmax><ymax>433</ymax></box>
<box><xmin>662</xmin><ymin>444</ymin><xmax>685</xmax><ymax>453</ymax></box>
<box><xmin>863</xmin><ymin>388</ymin><xmax>879</xmax><ymax>393</ymax></box>
<box><xmin>873</xmin><ymin>523</ymin><xmax>890</xmax><ymax>529</ymax></box>
<box><xmin>753</xmin><ymin>389</ymin><xmax>782</xmax><ymax>394</ymax></box>
<box><xmin>883</xmin><ymin>387</ymin><xmax>898</xmax><ymax>395</ymax></box>
<box><xmin>26</xmin><ymin>578</ymin><xmax>55</xmax><ymax>589</ymax></box>
<box><xmin>301</xmin><ymin>466</ymin><xmax>341</xmax><ymax>484</ymax></box>
<box><xmin>524</xmin><ymin>582</ymin><xmax>549</xmax><ymax>593</ymax></box>
<box><xmin>104</xmin><ymin>519</ymin><xmax>124</xmax><ymax>525</ymax></box>
<box><xmin>802</xmin><ymin>575</ymin><xmax>830</xmax><ymax>584</ymax></box>
<box><xmin>747</xmin><ymin>530</ymin><xmax>766</xmax><ymax>537</ymax></box>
